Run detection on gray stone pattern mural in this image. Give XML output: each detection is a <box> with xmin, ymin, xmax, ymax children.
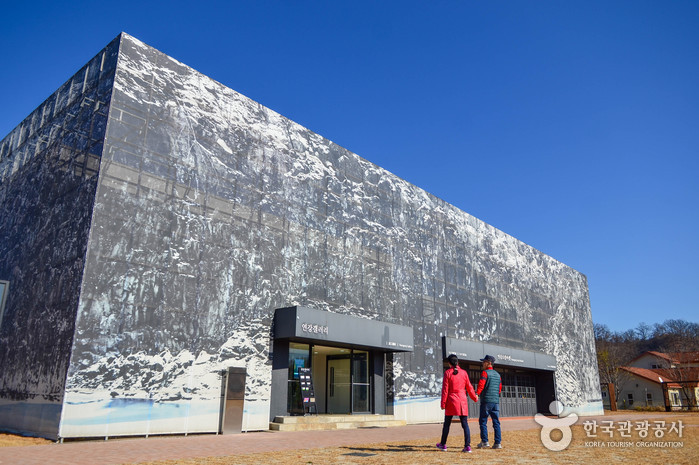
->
<box><xmin>65</xmin><ymin>33</ymin><xmax>600</xmax><ymax>420</ymax></box>
<box><xmin>0</xmin><ymin>37</ymin><xmax>119</xmax><ymax>434</ymax></box>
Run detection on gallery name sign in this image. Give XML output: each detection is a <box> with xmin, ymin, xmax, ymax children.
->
<box><xmin>274</xmin><ymin>306</ymin><xmax>414</xmax><ymax>352</ymax></box>
<box><xmin>442</xmin><ymin>336</ymin><xmax>557</xmax><ymax>371</ymax></box>
<box><xmin>301</xmin><ymin>323</ymin><xmax>328</xmax><ymax>335</ymax></box>
<box><xmin>497</xmin><ymin>354</ymin><xmax>525</xmax><ymax>364</ymax></box>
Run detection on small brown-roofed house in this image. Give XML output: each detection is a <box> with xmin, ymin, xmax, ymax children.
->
<box><xmin>618</xmin><ymin>351</ymin><xmax>699</xmax><ymax>410</ymax></box>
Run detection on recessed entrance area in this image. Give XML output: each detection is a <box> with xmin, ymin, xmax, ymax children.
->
<box><xmin>271</xmin><ymin>306</ymin><xmax>414</xmax><ymax>420</ymax></box>
<box><xmin>442</xmin><ymin>336</ymin><xmax>558</xmax><ymax>417</ymax></box>
<box><xmin>288</xmin><ymin>344</ymin><xmax>372</xmax><ymax>415</ymax></box>
<box><xmin>446</xmin><ymin>362</ymin><xmax>551</xmax><ymax>417</ymax></box>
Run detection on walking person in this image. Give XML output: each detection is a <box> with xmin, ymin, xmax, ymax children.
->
<box><xmin>476</xmin><ymin>354</ymin><xmax>502</xmax><ymax>449</ymax></box>
<box><xmin>436</xmin><ymin>354</ymin><xmax>478</xmax><ymax>453</ymax></box>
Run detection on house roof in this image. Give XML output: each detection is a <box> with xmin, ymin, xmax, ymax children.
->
<box><xmin>622</xmin><ymin>366</ymin><xmax>671</xmax><ymax>384</ymax></box>
<box><xmin>666</xmin><ymin>352</ymin><xmax>699</xmax><ymax>363</ymax></box>
<box><xmin>627</xmin><ymin>351</ymin><xmax>699</xmax><ymax>365</ymax></box>
<box><xmin>621</xmin><ymin>366</ymin><xmax>699</xmax><ymax>386</ymax></box>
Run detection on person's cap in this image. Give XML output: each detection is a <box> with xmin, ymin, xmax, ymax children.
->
<box><xmin>480</xmin><ymin>355</ymin><xmax>495</xmax><ymax>363</ymax></box>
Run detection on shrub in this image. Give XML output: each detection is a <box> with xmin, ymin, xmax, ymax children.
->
<box><xmin>633</xmin><ymin>405</ymin><xmax>665</xmax><ymax>412</ymax></box>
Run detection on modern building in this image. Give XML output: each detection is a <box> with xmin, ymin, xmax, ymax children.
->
<box><xmin>0</xmin><ymin>33</ymin><xmax>603</xmax><ymax>440</ymax></box>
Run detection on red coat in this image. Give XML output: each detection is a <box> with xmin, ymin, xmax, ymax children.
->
<box><xmin>441</xmin><ymin>368</ymin><xmax>478</xmax><ymax>416</ymax></box>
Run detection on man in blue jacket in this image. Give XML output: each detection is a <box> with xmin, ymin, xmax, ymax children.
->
<box><xmin>475</xmin><ymin>354</ymin><xmax>502</xmax><ymax>449</ymax></box>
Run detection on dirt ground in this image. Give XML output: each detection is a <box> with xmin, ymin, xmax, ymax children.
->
<box><xmin>2</xmin><ymin>412</ymin><xmax>697</xmax><ymax>464</ymax></box>
<box><xmin>0</xmin><ymin>434</ymin><xmax>51</xmax><ymax>447</ymax></box>
<box><xmin>133</xmin><ymin>414</ymin><xmax>698</xmax><ymax>465</ymax></box>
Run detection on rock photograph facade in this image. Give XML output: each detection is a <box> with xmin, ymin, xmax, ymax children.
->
<box><xmin>0</xmin><ymin>33</ymin><xmax>602</xmax><ymax>440</ymax></box>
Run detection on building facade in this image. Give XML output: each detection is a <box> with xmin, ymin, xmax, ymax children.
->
<box><xmin>0</xmin><ymin>33</ymin><xmax>603</xmax><ymax>440</ymax></box>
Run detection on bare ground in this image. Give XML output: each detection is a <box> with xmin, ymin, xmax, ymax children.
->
<box><xmin>2</xmin><ymin>412</ymin><xmax>697</xmax><ymax>465</ymax></box>
<box><xmin>132</xmin><ymin>414</ymin><xmax>699</xmax><ymax>465</ymax></box>
<box><xmin>0</xmin><ymin>434</ymin><xmax>51</xmax><ymax>447</ymax></box>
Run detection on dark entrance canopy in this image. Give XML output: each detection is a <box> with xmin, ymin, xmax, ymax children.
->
<box><xmin>442</xmin><ymin>336</ymin><xmax>556</xmax><ymax>371</ymax></box>
<box><xmin>274</xmin><ymin>306</ymin><xmax>414</xmax><ymax>352</ymax></box>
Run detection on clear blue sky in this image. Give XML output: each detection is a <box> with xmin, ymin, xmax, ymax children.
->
<box><xmin>1</xmin><ymin>1</ymin><xmax>697</xmax><ymax>333</ymax></box>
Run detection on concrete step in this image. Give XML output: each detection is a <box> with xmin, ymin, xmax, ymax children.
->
<box><xmin>272</xmin><ymin>414</ymin><xmax>396</xmax><ymax>424</ymax></box>
<box><xmin>269</xmin><ymin>415</ymin><xmax>406</xmax><ymax>432</ymax></box>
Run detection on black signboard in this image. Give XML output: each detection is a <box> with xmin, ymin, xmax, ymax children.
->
<box><xmin>298</xmin><ymin>367</ymin><xmax>318</xmax><ymax>415</ymax></box>
<box><xmin>274</xmin><ymin>306</ymin><xmax>414</xmax><ymax>352</ymax></box>
<box><xmin>442</xmin><ymin>336</ymin><xmax>557</xmax><ymax>371</ymax></box>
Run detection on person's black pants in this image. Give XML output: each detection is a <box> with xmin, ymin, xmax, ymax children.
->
<box><xmin>440</xmin><ymin>415</ymin><xmax>470</xmax><ymax>446</ymax></box>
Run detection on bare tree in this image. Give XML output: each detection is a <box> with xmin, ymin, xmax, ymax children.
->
<box><xmin>635</xmin><ymin>322</ymin><xmax>653</xmax><ymax>340</ymax></box>
<box><xmin>594</xmin><ymin>323</ymin><xmax>612</xmax><ymax>341</ymax></box>
<box><xmin>595</xmin><ymin>328</ymin><xmax>635</xmax><ymax>407</ymax></box>
<box><xmin>652</xmin><ymin>320</ymin><xmax>699</xmax><ymax>352</ymax></box>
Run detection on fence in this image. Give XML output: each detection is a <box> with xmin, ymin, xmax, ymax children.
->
<box><xmin>661</xmin><ymin>380</ymin><xmax>699</xmax><ymax>411</ymax></box>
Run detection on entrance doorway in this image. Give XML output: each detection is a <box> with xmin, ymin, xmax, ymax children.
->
<box><xmin>327</xmin><ymin>356</ymin><xmax>350</xmax><ymax>413</ymax></box>
<box><xmin>456</xmin><ymin>362</ymin><xmax>548</xmax><ymax>417</ymax></box>
<box><xmin>287</xmin><ymin>344</ymin><xmax>372</xmax><ymax>414</ymax></box>
<box><xmin>326</xmin><ymin>350</ymin><xmax>370</xmax><ymax>413</ymax></box>
<box><xmin>499</xmin><ymin>370</ymin><xmax>538</xmax><ymax>417</ymax></box>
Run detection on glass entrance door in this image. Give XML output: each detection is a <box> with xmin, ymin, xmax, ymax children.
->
<box><xmin>352</xmin><ymin>350</ymin><xmax>370</xmax><ymax>413</ymax></box>
<box><xmin>322</xmin><ymin>347</ymin><xmax>372</xmax><ymax>414</ymax></box>
<box><xmin>288</xmin><ymin>343</ymin><xmax>375</xmax><ymax>415</ymax></box>
<box><xmin>327</xmin><ymin>356</ymin><xmax>351</xmax><ymax>413</ymax></box>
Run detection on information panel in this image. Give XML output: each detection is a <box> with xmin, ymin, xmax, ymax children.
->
<box><xmin>298</xmin><ymin>367</ymin><xmax>318</xmax><ymax>415</ymax></box>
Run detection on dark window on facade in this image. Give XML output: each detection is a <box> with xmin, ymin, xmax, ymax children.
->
<box><xmin>0</xmin><ymin>281</ymin><xmax>8</xmax><ymax>326</ymax></box>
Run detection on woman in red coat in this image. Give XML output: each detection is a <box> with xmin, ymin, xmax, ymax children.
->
<box><xmin>436</xmin><ymin>354</ymin><xmax>478</xmax><ymax>453</ymax></box>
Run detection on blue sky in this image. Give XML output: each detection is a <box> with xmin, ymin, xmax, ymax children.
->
<box><xmin>1</xmin><ymin>1</ymin><xmax>697</xmax><ymax>332</ymax></box>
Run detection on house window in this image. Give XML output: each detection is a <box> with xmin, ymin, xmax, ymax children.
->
<box><xmin>651</xmin><ymin>364</ymin><xmax>660</xmax><ymax>369</ymax></box>
<box><xmin>602</xmin><ymin>391</ymin><xmax>607</xmax><ymax>398</ymax></box>
<box><xmin>627</xmin><ymin>393</ymin><xmax>634</xmax><ymax>406</ymax></box>
<box><xmin>0</xmin><ymin>280</ymin><xmax>8</xmax><ymax>327</ymax></box>
<box><xmin>646</xmin><ymin>392</ymin><xmax>653</xmax><ymax>404</ymax></box>
<box><xmin>670</xmin><ymin>391</ymin><xmax>681</xmax><ymax>406</ymax></box>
